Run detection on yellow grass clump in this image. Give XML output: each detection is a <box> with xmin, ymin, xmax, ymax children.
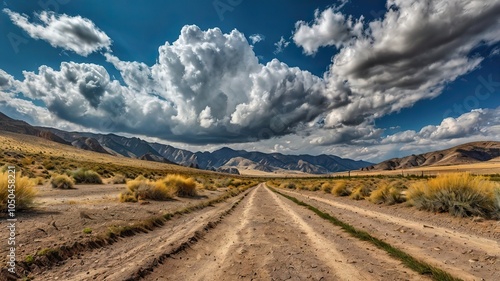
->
<box><xmin>50</xmin><ymin>174</ymin><xmax>75</xmax><ymax>189</ymax></box>
<box><xmin>280</xmin><ymin>182</ymin><xmax>297</xmax><ymax>189</ymax></box>
<box><xmin>120</xmin><ymin>174</ymin><xmax>198</xmax><ymax>202</ymax></box>
<box><xmin>407</xmin><ymin>173</ymin><xmax>500</xmax><ymax>218</ymax></box>
<box><xmin>321</xmin><ymin>182</ymin><xmax>333</xmax><ymax>193</ymax></box>
<box><xmin>331</xmin><ymin>180</ymin><xmax>351</xmax><ymax>196</ymax></box>
<box><xmin>350</xmin><ymin>184</ymin><xmax>371</xmax><ymax>200</ymax></box>
<box><xmin>71</xmin><ymin>169</ymin><xmax>103</xmax><ymax>184</ymax></box>
<box><xmin>110</xmin><ymin>174</ymin><xmax>127</xmax><ymax>184</ymax></box>
<box><xmin>0</xmin><ymin>171</ymin><xmax>37</xmax><ymax>210</ymax></box>
<box><xmin>159</xmin><ymin>174</ymin><xmax>198</xmax><ymax>197</ymax></box>
<box><xmin>121</xmin><ymin>177</ymin><xmax>173</xmax><ymax>202</ymax></box>
<box><xmin>369</xmin><ymin>181</ymin><xmax>405</xmax><ymax>205</ymax></box>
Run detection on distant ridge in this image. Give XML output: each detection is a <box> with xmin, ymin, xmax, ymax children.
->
<box><xmin>0</xmin><ymin>112</ymin><xmax>69</xmax><ymax>145</ymax></box>
<box><xmin>0</xmin><ymin>111</ymin><xmax>371</xmax><ymax>174</ymax></box>
<box><xmin>363</xmin><ymin>141</ymin><xmax>500</xmax><ymax>171</ymax></box>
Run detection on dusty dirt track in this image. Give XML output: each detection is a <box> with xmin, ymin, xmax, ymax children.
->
<box><xmin>146</xmin><ymin>184</ymin><xmax>428</xmax><ymax>281</ymax></box>
<box><xmin>10</xmin><ymin>183</ymin><xmax>499</xmax><ymax>280</ymax></box>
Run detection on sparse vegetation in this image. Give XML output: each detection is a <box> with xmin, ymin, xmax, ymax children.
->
<box><xmin>331</xmin><ymin>180</ymin><xmax>351</xmax><ymax>196</ymax></box>
<box><xmin>280</xmin><ymin>182</ymin><xmax>296</xmax><ymax>189</ymax></box>
<box><xmin>50</xmin><ymin>174</ymin><xmax>75</xmax><ymax>189</ymax></box>
<box><xmin>407</xmin><ymin>173</ymin><xmax>499</xmax><ymax>218</ymax></box>
<box><xmin>32</xmin><ymin>176</ymin><xmax>45</xmax><ymax>185</ymax></box>
<box><xmin>110</xmin><ymin>174</ymin><xmax>127</xmax><ymax>184</ymax></box>
<box><xmin>25</xmin><ymin>255</ymin><xmax>34</xmax><ymax>265</ymax></box>
<box><xmin>83</xmin><ymin>227</ymin><xmax>93</xmax><ymax>234</ymax></box>
<box><xmin>369</xmin><ymin>181</ymin><xmax>405</xmax><ymax>205</ymax></box>
<box><xmin>270</xmin><ymin>187</ymin><xmax>462</xmax><ymax>281</ymax></box>
<box><xmin>158</xmin><ymin>174</ymin><xmax>198</xmax><ymax>197</ymax></box>
<box><xmin>350</xmin><ymin>184</ymin><xmax>371</xmax><ymax>200</ymax></box>
<box><xmin>0</xmin><ymin>171</ymin><xmax>37</xmax><ymax>211</ymax></box>
<box><xmin>71</xmin><ymin>168</ymin><xmax>103</xmax><ymax>184</ymax></box>
<box><xmin>320</xmin><ymin>182</ymin><xmax>333</xmax><ymax>193</ymax></box>
<box><xmin>121</xmin><ymin>174</ymin><xmax>198</xmax><ymax>202</ymax></box>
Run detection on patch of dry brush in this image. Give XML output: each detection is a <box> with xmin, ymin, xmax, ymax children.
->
<box><xmin>120</xmin><ymin>174</ymin><xmax>198</xmax><ymax>202</ymax></box>
<box><xmin>0</xmin><ymin>171</ymin><xmax>37</xmax><ymax>210</ymax></box>
<box><xmin>407</xmin><ymin>173</ymin><xmax>500</xmax><ymax>218</ymax></box>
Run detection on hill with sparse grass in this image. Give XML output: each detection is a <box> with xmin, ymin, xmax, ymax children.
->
<box><xmin>0</xmin><ymin>112</ymin><xmax>69</xmax><ymax>145</ymax></box>
<box><xmin>363</xmin><ymin>141</ymin><xmax>500</xmax><ymax>171</ymax></box>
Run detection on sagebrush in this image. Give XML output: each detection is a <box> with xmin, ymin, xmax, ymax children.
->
<box><xmin>50</xmin><ymin>174</ymin><xmax>75</xmax><ymax>189</ymax></box>
<box><xmin>71</xmin><ymin>169</ymin><xmax>103</xmax><ymax>184</ymax></box>
<box><xmin>407</xmin><ymin>173</ymin><xmax>499</xmax><ymax>218</ymax></box>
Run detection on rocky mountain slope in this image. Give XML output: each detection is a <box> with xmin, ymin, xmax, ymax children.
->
<box><xmin>363</xmin><ymin>141</ymin><xmax>500</xmax><ymax>171</ymax></box>
<box><xmin>0</xmin><ymin>112</ymin><xmax>69</xmax><ymax>145</ymax></box>
<box><xmin>0</xmin><ymin>112</ymin><xmax>370</xmax><ymax>174</ymax></box>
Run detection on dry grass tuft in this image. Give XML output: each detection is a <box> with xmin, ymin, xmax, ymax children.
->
<box><xmin>159</xmin><ymin>174</ymin><xmax>198</xmax><ymax>197</ymax></box>
<box><xmin>110</xmin><ymin>174</ymin><xmax>127</xmax><ymax>184</ymax></box>
<box><xmin>321</xmin><ymin>182</ymin><xmax>333</xmax><ymax>193</ymax></box>
<box><xmin>331</xmin><ymin>180</ymin><xmax>351</xmax><ymax>196</ymax></box>
<box><xmin>120</xmin><ymin>174</ymin><xmax>198</xmax><ymax>202</ymax></box>
<box><xmin>71</xmin><ymin>169</ymin><xmax>103</xmax><ymax>184</ymax></box>
<box><xmin>280</xmin><ymin>182</ymin><xmax>297</xmax><ymax>189</ymax></box>
<box><xmin>0</xmin><ymin>171</ymin><xmax>37</xmax><ymax>210</ymax></box>
<box><xmin>350</xmin><ymin>184</ymin><xmax>371</xmax><ymax>200</ymax></box>
<box><xmin>50</xmin><ymin>174</ymin><xmax>75</xmax><ymax>189</ymax></box>
<box><xmin>369</xmin><ymin>181</ymin><xmax>405</xmax><ymax>205</ymax></box>
<box><xmin>407</xmin><ymin>173</ymin><xmax>499</xmax><ymax>218</ymax></box>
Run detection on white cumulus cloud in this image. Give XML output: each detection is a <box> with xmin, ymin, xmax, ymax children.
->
<box><xmin>249</xmin><ymin>34</ymin><xmax>265</xmax><ymax>44</ymax></box>
<box><xmin>293</xmin><ymin>7</ymin><xmax>363</xmax><ymax>55</ymax></box>
<box><xmin>3</xmin><ymin>9</ymin><xmax>111</xmax><ymax>56</ymax></box>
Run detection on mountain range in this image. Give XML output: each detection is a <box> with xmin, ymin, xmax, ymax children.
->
<box><xmin>0</xmin><ymin>112</ymin><xmax>371</xmax><ymax>174</ymax></box>
<box><xmin>362</xmin><ymin>141</ymin><xmax>500</xmax><ymax>171</ymax></box>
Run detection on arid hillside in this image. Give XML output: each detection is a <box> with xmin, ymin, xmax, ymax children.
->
<box><xmin>363</xmin><ymin>141</ymin><xmax>500</xmax><ymax>171</ymax></box>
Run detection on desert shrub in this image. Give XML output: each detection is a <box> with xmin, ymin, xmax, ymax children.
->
<box><xmin>121</xmin><ymin>175</ymin><xmax>184</xmax><ymax>201</ymax></box>
<box><xmin>83</xmin><ymin>227</ymin><xmax>92</xmax><ymax>234</ymax></box>
<box><xmin>306</xmin><ymin>183</ymin><xmax>320</xmax><ymax>191</ymax></box>
<box><xmin>321</xmin><ymin>182</ymin><xmax>333</xmax><ymax>193</ymax></box>
<box><xmin>110</xmin><ymin>174</ymin><xmax>127</xmax><ymax>184</ymax></box>
<box><xmin>71</xmin><ymin>169</ymin><xmax>103</xmax><ymax>184</ymax></box>
<box><xmin>203</xmin><ymin>183</ymin><xmax>218</xmax><ymax>191</ymax></box>
<box><xmin>350</xmin><ymin>184</ymin><xmax>371</xmax><ymax>200</ymax></box>
<box><xmin>42</xmin><ymin>160</ymin><xmax>55</xmax><ymax>170</ymax></box>
<box><xmin>50</xmin><ymin>174</ymin><xmax>75</xmax><ymax>189</ymax></box>
<box><xmin>231</xmin><ymin>179</ymin><xmax>244</xmax><ymax>187</ymax></box>
<box><xmin>0</xmin><ymin>165</ymin><xmax>9</xmax><ymax>173</ymax></box>
<box><xmin>138</xmin><ymin>181</ymin><xmax>175</xmax><ymax>200</ymax></box>
<box><xmin>0</xmin><ymin>171</ymin><xmax>37</xmax><ymax>211</ymax></box>
<box><xmin>494</xmin><ymin>187</ymin><xmax>500</xmax><ymax>211</ymax></box>
<box><xmin>32</xmin><ymin>176</ymin><xmax>45</xmax><ymax>185</ymax></box>
<box><xmin>280</xmin><ymin>182</ymin><xmax>296</xmax><ymax>189</ymax></box>
<box><xmin>407</xmin><ymin>173</ymin><xmax>499</xmax><ymax>218</ymax></box>
<box><xmin>159</xmin><ymin>174</ymin><xmax>197</xmax><ymax>197</ymax></box>
<box><xmin>119</xmin><ymin>190</ymin><xmax>138</xmax><ymax>202</ymax></box>
<box><xmin>21</xmin><ymin>156</ymin><xmax>34</xmax><ymax>167</ymax></box>
<box><xmin>332</xmin><ymin>180</ymin><xmax>351</xmax><ymax>196</ymax></box>
<box><xmin>369</xmin><ymin>181</ymin><xmax>405</xmax><ymax>205</ymax></box>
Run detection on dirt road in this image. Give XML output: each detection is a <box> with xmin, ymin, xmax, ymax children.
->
<box><xmin>278</xmin><ymin>188</ymin><xmax>500</xmax><ymax>281</ymax></box>
<box><xmin>24</xmin><ymin>183</ymin><xmax>498</xmax><ymax>280</ymax></box>
<box><xmin>145</xmin><ymin>184</ymin><xmax>428</xmax><ymax>281</ymax></box>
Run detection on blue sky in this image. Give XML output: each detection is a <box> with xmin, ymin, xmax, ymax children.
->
<box><xmin>0</xmin><ymin>0</ymin><xmax>499</xmax><ymax>162</ymax></box>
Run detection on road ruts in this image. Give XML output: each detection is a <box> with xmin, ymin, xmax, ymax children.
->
<box><xmin>279</xmin><ymin>188</ymin><xmax>500</xmax><ymax>281</ymax></box>
<box><xmin>145</xmin><ymin>184</ymin><xmax>429</xmax><ymax>281</ymax></box>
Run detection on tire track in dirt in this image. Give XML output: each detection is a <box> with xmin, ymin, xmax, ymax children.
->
<box><xmin>265</xmin><ymin>186</ymin><xmax>366</xmax><ymax>280</ymax></box>
<box><xmin>188</xmin><ymin>186</ymin><xmax>260</xmax><ymax>279</ymax></box>
<box><xmin>146</xmin><ymin>184</ymin><xmax>429</xmax><ymax>281</ymax></box>
<box><xmin>33</xmin><ymin>188</ymin><xmax>252</xmax><ymax>281</ymax></box>
<box><xmin>280</xmin><ymin>188</ymin><xmax>499</xmax><ymax>281</ymax></box>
